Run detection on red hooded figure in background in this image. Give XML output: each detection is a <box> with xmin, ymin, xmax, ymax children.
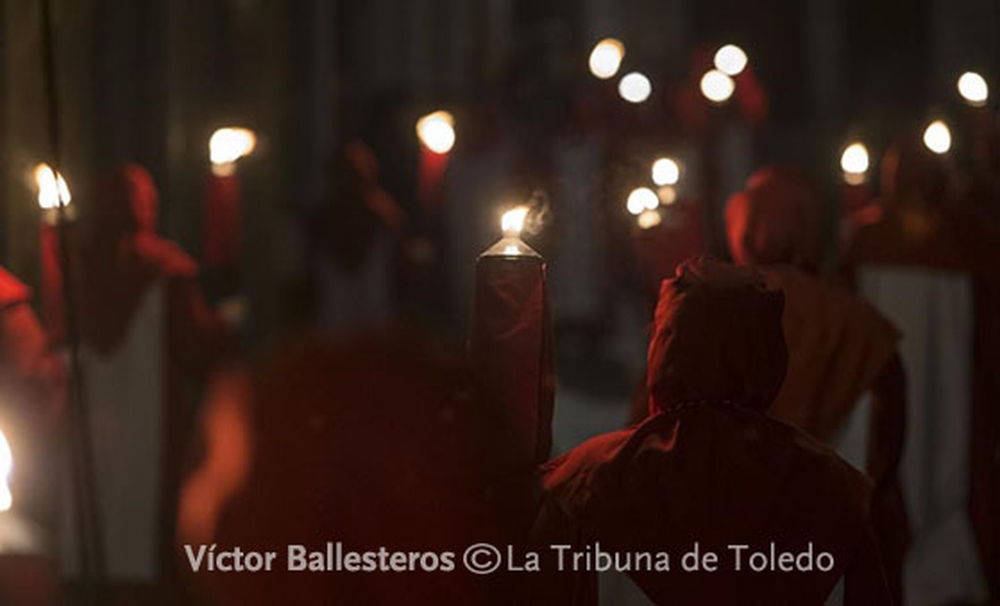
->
<box><xmin>726</xmin><ymin>167</ymin><xmax>908</xmax><ymax>602</ymax></box>
<box><xmin>0</xmin><ymin>267</ymin><xmax>64</xmax><ymax>606</ymax></box>
<box><xmin>842</xmin><ymin>137</ymin><xmax>994</xmax><ymax>605</ymax></box>
<box><xmin>58</xmin><ymin>164</ymin><xmax>230</xmax><ymax>603</ymax></box>
<box><xmin>531</xmin><ymin>260</ymin><xmax>890</xmax><ymax>605</ymax></box>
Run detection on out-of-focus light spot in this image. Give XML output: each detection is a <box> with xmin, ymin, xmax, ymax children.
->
<box><xmin>637</xmin><ymin>209</ymin><xmax>662</xmax><ymax>229</ymax></box>
<box><xmin>844</xmin><ymin>172</ymin><xmax>866</xmax><ymax>186</ymax></box>
<box><xmin>501</xmin><ymin>205</ymin><xmax>530</xmax><ymax>237</ymax></box>
<box><xmin>209</xmin><ymin>128</ymin><xmax>257</xmax><ymax>168</ymax></box>
<box><xmin>923</xmin><ymin>120</ymin><xmax>952</xmax><ymax>154</ymax></box>
<box><xmin>618</xmin><ymin>72</ymin><xmax>652</xmax><ymax>104</ymax></box>
<box><xmin>627</xmin><ymin>187</ymin><xmax>658</xmax><ymax>215</ymax></box>
<box><xmin>416</xmin><ymin>111</ymin><xmax>456</xmax><ymax>155</ymax></box>
<box><xmin>589</xmin><ymin>38</ymin><xmax>625</xmax><ymax>80</ymax></box>
<box><xmin>714</xmin><ymin>45</ymin><xmax>748</xmax><ymax>76</ymax></box>
<box><xmin>651</xmin><ymin>158</ymin><xmax>680</xmax><ymax>186</ymax></box>
<box><xmin>34</xmin><ymin>164</ymin><xmax>71</xmax><ymax>210</ymax></box>
<box><xmin>957</xmin><ymin>72</ymin><xmax>989</xmax><ymax>107</ymax></box>
<box><xmin>700</xmin><ymin>70</ymin><xmax>735</xmax><ymax>103</ymax></box>
<box><xmin>657</xmin><ymin>186</ymin><xmax>677</xmax><ymax>205</ymax></box>
<box><xmin>840</xmin><ymin>142</ymin><xmax>870</xmax><ymax>176</ymax></box>
<box><xmin>0</xmin><ymin>427</ymin><xmax>13</xmax><ymax>512</ymax></box>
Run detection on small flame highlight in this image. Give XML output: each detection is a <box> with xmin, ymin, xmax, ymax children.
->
<box><xmin>501</xmin><ymin>206</ymin><xmax>530</xmax><ymax>237</ymax></box>
<box><xmin>957</xmin><ymin>72</ymin><xmax>988</xmax><ymax>107</ymax></box>
<box><xmin>589</xmin><ymin>38</ymin><xmax>625</xmax><ymax>80</ymax></box>
<box><xmin>637</xmin><ymin>209</ymin><xmax>662</xmax><ymax>229</ymax></box>
<box><xmin>714</xmin><ymin>45</ymin><xmax>748</xmax><ymax>76</ymax></box>
<box><xmin>34</xmin><ymin>164</ymin><xmax>72</xmax><ymax>210</ymax></box>
<box><xmin>416</xmin><ymin>111</ymin><xmax>456</xmax><ymax>155</ymax></box>
<box><xmin>0</xmin><ymin>427</ymin><xmax>13</xmax><ymax>512</ymax></box>
<box><xmin>651</xmin><ymin>158</ymin><xmax>680</xmax><ymax>186</ymax></box>
<box><xmin>840</xmin><ymin>142</ymin><xmax>870</xmax><ymax>184</ymax></box>
<box><xmin>627</xmin><ymin>187</ymin><xmax>659</xmax><ymax>215</ymax></box>
<box><xmin>657</xmin><ymin>186</ymin><xmax>677</xmax><ymax>205</ymax></box>
<box><xmin>700</xmin><ymin>70</ymin><xmax>735</xmax><ymax>103</ymax></box>
<box><xmin>210</xmin><ymin>127</ymin><xmax>257</xmax><ymax>168</ymax></box>
<box><xmin>618</xmin><ymin>72</ymin><xmax>652</xmax><ymax>104</ymax></box>
<box><xmin>923</xmin><ymin>121</ymin><xmax>952</xmax><ymax>155</ymax></box>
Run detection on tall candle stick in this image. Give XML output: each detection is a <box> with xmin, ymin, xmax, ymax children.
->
<box><xmin>205</xmin><ymin>127</ymin><xmax>255</xmax><ymax>304</ymax></box>
<box><xmin>471</xmin><ymin>206</ymin><xmax>554</xmax><ymax>471</ymax></box>
<box><xmin>416</xmin><ymin>111</ymin><xmax>455</xmax><ymax>210</ymax></box>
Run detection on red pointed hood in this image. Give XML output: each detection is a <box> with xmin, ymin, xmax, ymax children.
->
<box><xmin>647</xmin><ymin>259</ymin><xmax>787</xmax><ymax>414</ymax></box>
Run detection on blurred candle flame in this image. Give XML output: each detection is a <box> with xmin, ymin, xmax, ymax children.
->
<box><xmin>618</xmin><ymin>72</ymin><xmax>652</xmax><ymax>103</ymax></box>
<box><xmin>0</xmin><ymin>427</ymin><xmax>12</xmax><ymax>512</ymax></box>
<box><xmin>651</xmin><ymin>157</ymin><xmax>680</xmax><ymax>186</ymax></box>
<box><xmin>34</xmin><ymin>163</ymin><xmax>72</xmax><ymax>210</ymax></box>
<box><xmin>700</xmin><ymin>70</ymin><xmax>735</xmax><ymax>103</ymax></box>
<box><xmin>637</xmin><ymin>209</ymin><xmax>662</xmax><ymax>229</ymax></box>
<box><xmin>657</xmin><ymin>185</ymin><xmax>677</xmax><ymax>205</ymax></box>
<box><xmin>589</xmin><ymin>38</ymin><xmax>625</xmax><ymax>79</ymax></box>
<box><xmin>840</xmin><ymin>142</ymin><xmax>870</xmax><ymax>184</ymax></box>
<box><xmin>416</xmin><ymin>111</ymin><xmax>456</xmax><ymax>155</ymax></box>
<box><xmin>714</xmin><ymin>44</ymin><xmax>748</xmax><ymax>76</ymax></box>
<box><xmin>501</xmin><ymin>206</ymin><xmax>530</xmax><ymax>237</ymax></box>
<box><xmin>210</xmin><ymin>127</ymin><xmax>257</xmax><ymax>173</ymax></box>
<box><xmin>957</xmin><ymin>72</ymin><xmax>989</xmax><ymax>107</ymax></box>
<box><xmin>923</xmin><ymin>121</ymin><xmax>952</xmax><ymax>154</ymax></box>
<box><xmin>627</xmin><ymin>187</ymin><xmax>658</xmax><ymax>215</ymax></box>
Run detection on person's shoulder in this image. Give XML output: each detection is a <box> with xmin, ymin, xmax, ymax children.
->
<box><xmin>133</xmin><ymin>234</ymin><xmax>198</xmax><ymax>278</ymax></box>
<box><xmin>0</xmin><ymin>267</ymin><xmax>31</xmax><ymax>310</ymax></box>
<box><xmin>784</xmin><ymin>419</ymin><xmax>873</xmax><ymax>517</ymax></box>
<box><xmin>540</xmin><ymin>427</ymin><xmax>637</xmax><ymax>491</ymax></box>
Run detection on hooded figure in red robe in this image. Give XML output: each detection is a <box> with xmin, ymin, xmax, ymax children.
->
<box><xmin>531</xmin><ymin>260</ymin><xmax>890</xmax><ymax>605</ymax></box>
<box><xmin>843</xmin><ymin>138</ymin><xmax>993</xmax><ymax>605</ymax></box>
<box><xmin>726</xmin><ymin>167</ymin><xmax>908</xmax><ymax>602</ymax></box>
<box><xmin>0</xmin><ymin>268</ymin><xmax>64</xmax><ymax>605</ymax></box>
<box><xmin>59</xmin><ymin>164</ymin><xmax>230</xmax><ymax>601</ymax></box>
<box><xmin>180</xmin><ymin>334</ymin><xmax>534</xmax><ymax>605</ymax></box>
<box><xmin>0</xmin><ymin>268</ymin><xmax>64</xmax><ymax>538</ymax></box>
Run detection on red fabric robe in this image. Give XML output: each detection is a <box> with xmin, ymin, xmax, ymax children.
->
<box><xmin>65</xmin><ymin>165</ymin><xmax>229</xmax><ymax>601</ymax></box>
<box><xmin>0</xmin><ymin>269</ymin><xmax>64</xmax><ymax>606</ymax></box>
<box><xmin>726</xmin><ymin>168</ymin><xmax>909</xmax><ymax>601</ymax></box>
<box><xmin>842</xmin><ymin>138</ymin><xmax>997</xmax><ymax>604</ymax></box>
<box><xmin>532</xmin><ymin>260</ymin><xmax>891</xmax><ymax>605</ymax></box>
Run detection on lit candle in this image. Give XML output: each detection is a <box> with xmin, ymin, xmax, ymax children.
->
<box><xmin>205</xmin><ymin>128</ymin><xmax>256</xmax><ymax>295</ymax></box>
<box><xmin>471</xmin><ymin>205</ymin><xmax>554</xmax><ymax>469</ymax></box>
<box><xmin>34</xmin><ymin>163</ymin><xmax>73</xmax><ymax>342</ymax></box>
<box><xmin>416</xmin><ymin>111</ymin><xmax>455</xmax><ymax>209</ymax></box>
<box><xmin>839</xmin><ymin>142</ymin><xmax>873</xmax><ymax>228</ymax></box>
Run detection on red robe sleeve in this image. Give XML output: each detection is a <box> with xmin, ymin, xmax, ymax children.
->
<box><xmin>167</xmin><ymin>276</ymin><xmax>232</xmax><ymax>382</ymax></box>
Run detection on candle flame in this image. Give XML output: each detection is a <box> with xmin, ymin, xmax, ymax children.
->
<box><xmin>651</xmin><ymin>157</ymin><xmax>680</xmax><ymax>186</ymax></box>
<box><xmin>626</xmin><ymin>187</ymin><xmax>658</xmax><ymax>215</ymax></box>
<box><xmin>700</xmin><ymin>69</ymin><xmax>735</xmax><ymax>103</ymax></box>
<box><xmin>637</xmin><ymin>209</ymin><xmax>662</xmax><ymax>229</ymax></box>
<box><xmin>416</xmin><ymin>111</ymin><xmax>456</xmax><ymax>154</ymax></box>
<box><xmin>34</xmin><ymin>163</ymin><xmax>72</xmax><ymax>210</ymax></box>
<box><xmin>501</xmin><ymin>206</ymin><xmax>530</xmax><ymax>236</ymax></box>
<box><xmin>840</xmin><ymin>142</ymin><xmax>870</xmax><ymax>185</ymax></box>
<box><xmin>210</xmin><ymin>127</ymin><xmax>257</xmax><ymax>169</ymax></box>
<box><xmin>657</xmin><ymin>186</ymin><xmax>677</xmax><ymax>205</ymax></box>
<box><xmin>589</xmin><ymin>38</ymin><xmax>625</xmax><ymax>80</ymax></box>
<box><xmin>0</xmin><ymin>427</ymin><xmax>13</xmax><ymax>512</ymax></box>
<box><xmin>957</xmin><ymin>71</ymin><xmax>988</xmax><ymax>107</ymax></box>
<box><xmin>714</xmin><ymin>44</ymin><xmax>748</xmax><ymax>76</ymax></box>
<box><xmin>923</xmin><ymin>120</ymin><xmax>952</xmax><ymax>155</ymax></box>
